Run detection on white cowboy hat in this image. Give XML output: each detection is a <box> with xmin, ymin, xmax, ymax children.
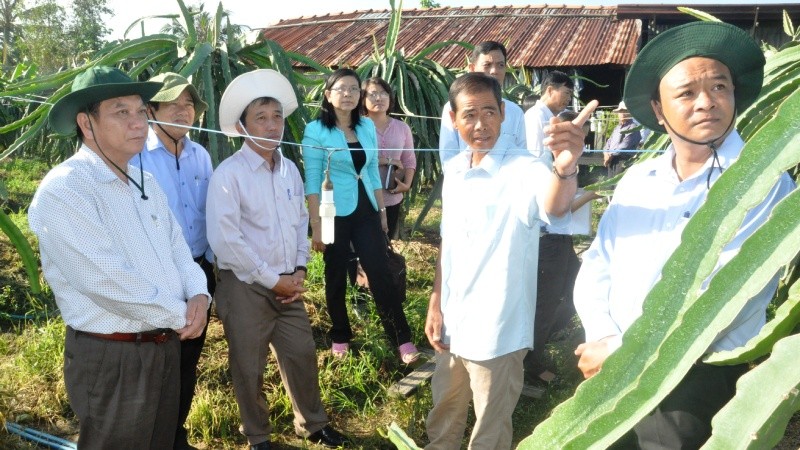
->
<box><xmin>612</xmin><ymin>101</ymin><xmax>628</xmax><ymax>112</ymax></box>
<box><xmin>218</xmin><ymin>69</ymin><xmax>298</xmax><ymax>137</ymax></box>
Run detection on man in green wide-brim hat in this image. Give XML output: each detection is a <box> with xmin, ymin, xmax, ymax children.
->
<box><xmin>28</xmin><ymin>66</ymin><xmax>211</xmax><ymax>449</ymax></box>
<box><xmin>572</xmin><ymin>22</ymin><xmax>795</xmax><ymax>447</ymax></box>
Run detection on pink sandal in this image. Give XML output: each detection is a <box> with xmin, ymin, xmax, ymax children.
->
<box><xmin>398</xmin><ymin>342</ymin><xmax>420</xmax><ymax>365</ymax></box>
<box><xmin>331</xmin><ymin>342</ymin><xmax>349</xmax><ymax>358</ymax></box>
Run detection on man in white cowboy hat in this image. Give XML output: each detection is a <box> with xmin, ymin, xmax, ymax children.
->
<box><xmin>130</xmin><ymin>72</ymin><xmax>215</xmax><ymax>450</ymax></box>
<box><xmin>28</xmin><ymin>66</ymin><xmax>210</xmax><ymax>449</ymax></box>
<box><xmin>602</xmin><ymin>100</ymin><xmax>642</xmax><ymax>177</ymax></box>
<box><xmin>206</xmin><ymin>69</ymin><xmax>348</xmax><ymax>450</ymax></box>
<box><xmin>573</xmin><ymin>22</ymin><xmax>795</xmax><ymax>448</ymax></box>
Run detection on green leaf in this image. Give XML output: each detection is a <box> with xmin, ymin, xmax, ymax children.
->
<box><xmin>704</xmin><ymin>265</ymin><xmax>800</xmax><ymax>364</ymax></box>
<box><xmin>677</xmin><ymin>7</ymin><xmax>722</xmax><ymax>22</ymax></box>
<box><xmin>783</xmin><ymin>10</ymin><xmax>796</xmax><ymax>38</ymax></box>
<box><xmin>0</xmin><ymin>209</ymin><xmax>41</xmax><ymax>294</ymax></box>
<box><xmin>387</xmin><ymin>422</ymin><xmax>422</xmax><ymax>450</ymax></box>
<box><xmin>177</xmin><ymin>0</ymin><xmax>197</xmax><ymax>49</ymax></box>
<box><xmin>410</xmin><ymin>40</ymin><xmax>469</xmax><ymax>62</ymax></box>
<box><xmin>200</xmin><ymin>58</ymin><xmax>220</xmax><ymax>166</ymax></box>
<box><xmin>703</xmin><ymin>334</ymin><xmax>800</xmax><ymax>449</ymax></box>
<box><xmin>178</xmin><ymin>42</ymin><xmax>214</xmax><ymax>78</ymax></box>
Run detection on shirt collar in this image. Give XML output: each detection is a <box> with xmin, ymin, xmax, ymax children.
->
<box><xmin>651</xmin><ymin>130</ymin><xmax>743</xmax><ymax>181</ymax></box>
<box><xmin>241</xmin><ymin>142</ymin><xmax>283</xmax><ymax>172</ymax></box>
<box><xmin>452</xmin><ymin>135</ymin><xmax>513</xmax><ymax>177</ymax></box>
<box><xmin>145</xmin><ymin>127</ymin><xmax>193</xmax><ymax>154</ymax></box>
<box><xmin>78</xmin><ymin>145</ymin><xmax>128</xmax><ymax>184</ymax></box>
<box><xmin>535</xmin><ymin>100</ymin><xmax>555</xmax><ymax>121</ymax></box>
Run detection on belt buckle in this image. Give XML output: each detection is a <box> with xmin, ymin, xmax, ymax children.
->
<box><xmin>153</xmin><ymin>331</ymin><xmax>169</xmax><ymax>344</ymax></box>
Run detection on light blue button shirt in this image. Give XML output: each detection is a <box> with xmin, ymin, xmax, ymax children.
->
<box><xmin>132</xmin><ymin>129</ymin><xmax>214</xmax><ymax>262</ymax></box>
<box><xmin>574</xmin><ymin>131</ymin><xmax>795</xmax><ymax>353</ymax></box>
<box><xmin>439</xmin><ymin>141</ymin><xmax>568</xmax><ymax>361</ymax></box>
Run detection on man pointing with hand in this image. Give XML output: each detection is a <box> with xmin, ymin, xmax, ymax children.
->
<box><xmin>424</xmin><ymin>72</ymin><xmax>596</xmax><ymax>449</ymax></box>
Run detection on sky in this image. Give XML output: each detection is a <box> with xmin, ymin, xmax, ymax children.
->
<box><xmin>53</xmin><ymin>0</ymin><xmax>798</xmax><ymax>41</ymax></box>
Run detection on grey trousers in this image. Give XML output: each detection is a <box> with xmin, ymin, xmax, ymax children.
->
<box><xmin>214</xmin><ymin>269</ymin><xmax>328</xmax><ymax>446</ymax></box>
<box><xmin>64</xmin><ymin>326</ymin><xmax>180</xmax><ymax>450</ymax></box>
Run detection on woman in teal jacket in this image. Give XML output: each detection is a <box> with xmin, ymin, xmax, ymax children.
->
<box><xmin>303</xmin><ymin>68</ymin><xmax>419</xmax><ymax>364</ymax></box>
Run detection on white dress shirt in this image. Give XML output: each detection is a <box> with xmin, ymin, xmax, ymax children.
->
<box><xmin>206</xmin><ymin>144</ymin><xmax>309</xmax><ymax>290</ymax></box>
<box><xmin>28</xmin><ymin>146</ymin><xmax>209</xmax><ymax>333</ymax></box>
<box><xmin>524</xmin><ymin>100</ymin><xmax>555</xmax><ymax>159</ymax></box>
<box><xmin>438</xmin><ymin>99</ymin><xmax>527</xmax><ymax>168</ymax></box>
<box><xmin>438</xmin><ymin>142</ymin><xmax>568</xmax><ymax>361</ymax></box>
<box><xmin>574</xmin><ymin>131</ymin><xmax>795</xmax><ymax>353</ymax></box>
<box><xmin>132</xmin><ymin>129</ymin><xmax>214</xmax><ymax>261</ymax></box>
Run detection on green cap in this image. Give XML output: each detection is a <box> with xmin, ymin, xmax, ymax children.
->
<box><xmin>48</xmin><ymin>66</ymin><xmax>162</xmax><ymax>136</ymax></box>
<box><xmin>623</xmin><ymin>22</ymin><xmax>765</xmax><ymax>133</ymax></box>
<box><xmin>149</xmin><ymin>72</ymin><xmax>208</xmax><ymax>122</ymax></box>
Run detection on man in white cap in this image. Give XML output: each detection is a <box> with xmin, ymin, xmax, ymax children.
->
<box><xmin>131</xmin><ymin>72</ymin><xmax>215</xmax><ymax>450</ymax></box>
<box><xmin>29</xmin><ymin>66</ymin><xmax>210</xmax><ymax>449</ymax></box>
<box><xmin>206</xmin><ymin>69</ymin><xmax>348</xmax><ymax>450</ymax></box>
<box><xmin>602</xmin><ymin>101</ymin><xmax>641</xmax><ymax>177</ymax></box>
<box><xmin>574</xmin><ymin>22</ymin><xmax>794</xmax><ymax>447</ymax></box>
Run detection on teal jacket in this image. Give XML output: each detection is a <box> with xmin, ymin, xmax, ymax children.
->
<box><xmin>302</xmin><ymin>117</ymin><xmax>382</xmax><ymax>216</ymax></box>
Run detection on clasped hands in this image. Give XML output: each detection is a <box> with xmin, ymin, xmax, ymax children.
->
<box><xmin>273</xmin><ymin>273</ymin><xmax>308</xmax><ymax>304</ymax></box>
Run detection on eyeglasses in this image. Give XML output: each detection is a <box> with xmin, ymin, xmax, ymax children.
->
<box><xmin>329</xmin><ymin>86</ymin><xmax>361</xmax><ymax>95</ymax></box>
<box><xmin>367</xmin><ymin>91</ymin><xmax>390</xmax><ymax>100</ymax></box>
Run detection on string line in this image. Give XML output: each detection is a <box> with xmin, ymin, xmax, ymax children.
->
<box><xmin>148</xmin><ymin>119</ymin><xmax>662</xmax><ymax>155</ymax></box>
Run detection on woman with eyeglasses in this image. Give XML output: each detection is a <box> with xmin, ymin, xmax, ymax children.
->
<box><xmin>303</xmin><ymin>68</ymin><xmax>420</xmax><ymax>364</ymax></box>
<box><xmin>360</xmin><ymin>77</ymin><xmax>416</xmax><ymax>240</ymax></box>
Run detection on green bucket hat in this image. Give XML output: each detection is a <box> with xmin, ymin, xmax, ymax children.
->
<box><xmin>48</xmin><ymin>66</ymin><xmax>163</xmax><ymax>136</ymax></box>
<box><xmin>148</xmin><ymin>72</ymin><xmax>208</xmax><ymax>122</ymax></box>
<box><xmin>623</xmin><ymin>22</ymin><xmax>765</xmax><ymax>133</ymax></box>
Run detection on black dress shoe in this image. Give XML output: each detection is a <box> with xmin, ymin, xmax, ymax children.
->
<box><xmin>249</xmin><ymin>441</ymin><xmax>271</xmax><ymax>450</ymax></box>
<box><xmin>305</xmin><ymin>425</ymin><xmax>349</xmax><ymax>448</ymax></box>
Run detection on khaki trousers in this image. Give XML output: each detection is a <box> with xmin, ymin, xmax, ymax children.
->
<box><xmin>215</xmin><ymin>270</ymin><xmax>328</xmax><ymax>445</ymax></box>
<box><xmin>426</xmin><ymin>348</ymin><xmax>526</xmax><ymax>450</ymax></box>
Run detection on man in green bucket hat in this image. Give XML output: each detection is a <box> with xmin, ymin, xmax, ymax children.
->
<box><xmin>573</xmin><ymin>22</ymin><xmax>795</xmax><ymax>447</ymax></box>
<box><xmin>131</xmin><ymin>72</ymin><xmax>215</xmax><ymax>450</ymax></box>
<box><xmin>28</xmin><ymin>66</ymin><xmax>210</xmax><ymax>449</ymax></box>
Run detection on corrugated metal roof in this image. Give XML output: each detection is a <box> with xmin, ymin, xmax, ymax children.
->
<box><xmin>262</xmin><ymin>5</ymin><xmax>641</xmax><ymax>69</ymax></box>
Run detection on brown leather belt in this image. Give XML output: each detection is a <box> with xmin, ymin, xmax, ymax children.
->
<box><xmin>77</xmin><ymin>329</ymin><xmax>174</xmax><ymax>344</ymax></box>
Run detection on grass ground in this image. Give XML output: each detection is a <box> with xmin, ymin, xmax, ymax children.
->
<box><xmin>0</xmin><ymin>158</ymin><xmax>798</xmax><ymax>449</ymax></box>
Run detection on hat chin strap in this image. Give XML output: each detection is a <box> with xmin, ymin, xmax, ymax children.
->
<box><xmin>238</xmin><ymin>120</ymin><xmax>287</xmax><ymax>179</ymax></box>
<box><xmin>87</xmin><ymin>116</ymin><xmax>148</xmax><ymax>200</ymax></box>
<box><xmin>661</xmin><ymin>112</ymin><xmax>736</xmax><ymax>189</ymax></box>
<box><xmin>149</xmin><ymin>110</ymin><xmax>184</xmax><ymax>171</ymax></box>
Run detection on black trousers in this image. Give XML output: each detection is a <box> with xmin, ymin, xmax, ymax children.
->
<box><xmin>524</xmin><ymin>233</ymin><xmax>580</xmax><ymax>378</ymax></box>
<box><xmin>174</xmin><ymin>256</ymin><xmax>216</xmax><ymax>449</ymax></box>
<box><xmin>386</xmin><ymin>202</ymin><xmax>402</xmax><ymax>240</ymax></box>
<box><xmin>324</xmin><ymin>187</ymin><xmax>411</xmax><ymax>347</ymax></box>
<box><xmin>611</xmin><ymin>362</ymin><xmax>748</xmax><ymax>449</ymax></box>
